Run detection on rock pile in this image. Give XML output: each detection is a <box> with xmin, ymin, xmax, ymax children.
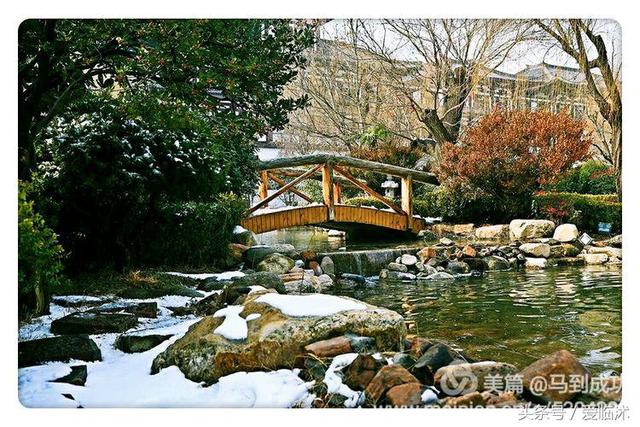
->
<box><xmin>378</xmin><ymin>221</ymin><xmax>621</xmax><ymax>282</ymax></box>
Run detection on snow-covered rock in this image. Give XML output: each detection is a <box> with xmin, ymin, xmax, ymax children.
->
<box><xmin>152</xmin><ymin>290</ymin><xmax>406</xmax><ymax>383</ymax></box>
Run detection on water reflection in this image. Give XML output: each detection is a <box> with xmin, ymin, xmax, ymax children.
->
<box><xmin>331</xmin><ymin>266</ymin><xmax>621</xmax><ymax>374</ymax></box>
<box><xmin>255</xmin><ymin>226</ymin><xmax>424</xmax><ymax>252</ymax></box>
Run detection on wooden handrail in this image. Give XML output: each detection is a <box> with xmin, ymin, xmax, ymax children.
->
<box><xmin>246</xmin><ymin>164</ymin><xmax>322</xmax><ymax>215</ymax></box>
<box><xmin>268</xmin><ymin>173</ymin><xmax>314</xmax><ymax>203</ymax></box>
<box><xmin>333</xmin><ymin>164</ymin><xmax>405</xmax><ymax>216</ymax></box>
<box><xmin>258</xmin><ymin>154</ymin><xmax>438</xmax><ymax>185</ymax></box>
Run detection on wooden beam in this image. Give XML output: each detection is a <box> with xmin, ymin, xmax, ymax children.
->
<box><xmin>322</xmin><ymin>161</ymin><xmax>335</xmax><ymax>220</ymax></box>
<box><xmin>258</xmin><ymin>154</ymin><xmax>438</xmax><ymax>185</ymax></box>
<box><xmin>333</xmin><ymin>165</ymin><xmax>405</xmax><ymax>215</ymax></box>
<box><xmin>268</xmin><ymin>173</ymin><xmax>314</xmax><ymax>203</ymax></box>
<box><xmin>246</xmin><ymin>164</ymin><xmax>322</xmax><ymax>215</ymax></box>
<box><xmin>273</xmin><ymin>168</ymin><xmax>362</xmax><ymax>188</ymax></box>
<box><xmin>258</xmin><ymin>170</ymin><xmax>269</xmax><ymax>201</ymax></box>
<box><xmin>401</xmin><ymin>176</ymin><xmax>413</xmax><ymax>230</ymax></box>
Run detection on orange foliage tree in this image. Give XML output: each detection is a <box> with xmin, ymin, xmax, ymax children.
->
<box><xmin>437</xmin><ymin>110</ymin><xmax>591</xmax><ymax>221</ymax></box>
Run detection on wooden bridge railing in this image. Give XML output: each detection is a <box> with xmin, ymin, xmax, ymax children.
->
<box><xmin>246</xmin><ymin>154</ymin><xmax>439</xmax><ymax>232</ymax></box>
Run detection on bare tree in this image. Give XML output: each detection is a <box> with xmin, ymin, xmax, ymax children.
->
<box><xmin>354</xmin><ymin>19</ymin><xmax>535</xmax><ymax>145</ymax></box>
<box><xmin>283</xmin><ymin>20</ymin><xmax>425</xmax><ymax>154</ymax></box>
<box><xmin>535</xmin><ymin>19</ymin><xmax>622</xmax><ymax>200</ymax></box>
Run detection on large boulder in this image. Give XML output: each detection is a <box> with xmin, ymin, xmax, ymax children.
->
<box><xmin>365</xmin><ymin>364</ymin><xmax>420</xmax><ymax>405</ymax></box>
<box><xmin>114</xmin><ymin>334</ymin><xmax>173</xmax><ymax>353</ymax></box>
<box><xmin>400</xmin><ymin>254</ymin><xmax>418</xmax><ymax>266</ymax></box>
<box><xmin>509</xmin><ymin>219</ymin><xmax>555</xmax><ymax>241</ymax></box>
<box><xmin>232</xmin><ymin>228</ymin><xmax>257</xmax><ymax>247</ymax></box>
<box><xmin>320</xmin><ymin>256</ymin><xmax>335</xmax><ymax>276</ymax></box>
<box><xmin>549</xmin><ymin>243</ymin><xmax>581</xmax><ymax>258</ymax></box>
<box><xmin>50</xmin><ymin>365</ymin><xmax>88</xmax><ymax>386</ymax></box>
<box><xmin>151</xmin><ymin>291</ymin><xmax>406</xmax><ymax>383</ymax></box>
<box><xmin>91</xmin><ymin>301</ymin><xmax>158</xmax><ymax>318</ymax></box>
<box><xmin>475</xmin><ymin>224</ymin><xmax>510</xmax><ymax>241</ymax></box>
<box><xmin>519</xmin><ymin>350</ymin><xmax>590</xmax><ymax>403</ymax></box>
<box><xmin>482</xmin><ymin>256</ymin><xmax>511</xmax><ymax>271</ymax></box>
<box><xmin>553</xmin><ymin>224</ymin><xmax>579</xmax><ymax>243</ymax></box>
<box><xmin>446</xmin><ymin>261</ymin><xmax>470</xmax><ymax>275</ymax></box>
<box><xmin>51</xmin><ymin>312</ymin><xmax>138</xmax><ymax>335</ymax></box>
<box><xmin>244</xmin><ymin>244</ymin><xmax>297</xmax><ymax>266</ymax></box>
<box><xmin>387</xmin><ymin>262</ymin><xmax>408</xmax><ymax>273</ymax></box>
<box><xmin>256</xmin><ymin>253</ymin><xmax>295</xmax><ymax>274</ymax></box>
<box><xmin>588</xmin><ymin>246</ymin><xmax>622</xmax><ymax>259</ymax></box>
<box><xmin>519</xmin><ymin>243</ymin><xmax>551</xmax><ymax>258</ymax></box>
<box><xmin>578</xmin><ymin>253</ymin><xmax>609</xmax><ymax>265</ymax></box>
<box><xmin>414</xmin><ymin>342</ymin><xmax>463</xmax><ymax>373</ymax></box>
<box><xmin>344</xmin><ymin>354</ymin><xmax>383</xmax><ymax>391</ymax></box>
<box><xmin>231</xmin><ymin>271</ymin><xmax>286</xmax><ymax>294</ymax></box>
<box><xmin>19</xmin><ymin>335</ymin><xmax>101</xmax><ymax>367</ymax></box>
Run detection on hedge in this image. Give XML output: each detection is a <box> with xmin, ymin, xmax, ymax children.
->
<box><xmin>533</xmin><ymin>192</ymin><xmax>621</xmax><ymax>234</ymax></box>
<box><xmin>343</xmin><ymin>196</ymin><xmax>390</xmax><ymax>210</ymax></box>
<box><xmin>140</xmin><ymin>194</ymin><xmax>246</xmax><ymax>267</ymax></box>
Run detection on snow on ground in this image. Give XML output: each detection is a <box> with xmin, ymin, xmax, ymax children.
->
<box><xmin>165</xmin><ymin>271</ymin><xmax>245</xmax><ymax>281</ymax></box>
<box><xmin>255</xmin><ymin>293</ymin><xmax>366</xmax><ymax>317</ymax></box>
<box><xmin>323</xmin><ymin>353</ymin><xmax>363</xmax><ymax>408</ymax></box>
<box><xmin>18</xmin><ymin>270</ymin><xmax>315</xmax><ymax>408</ymax></box>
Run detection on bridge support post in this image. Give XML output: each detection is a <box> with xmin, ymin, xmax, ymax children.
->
<box><xmin>322</xmin><ymin>161</ymin><xmax>335</xmax><ymax>221</ymax></box>
<box><xmin>333</xmin><ymin>183</ymin><xmax>342</xmax><ymax>204</ymax></box>
<box><xmin>401</xmin><ymin>176</ymin><xmax>413</xmax><ymax>230</ymax></box>
<box><xmin>258</xmin><ymin>170</ymin><xmax>269</xmax><ymax>202</ymax></box>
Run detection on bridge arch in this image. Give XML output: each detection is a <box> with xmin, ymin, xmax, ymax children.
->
<box><xmin>240</xmin><ymin>154</ymin><xmax>438</xmax><ymax>235</ymax></box>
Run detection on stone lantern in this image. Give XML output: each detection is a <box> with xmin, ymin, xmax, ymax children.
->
<box><xmin>381</xmin><ymin>175</ymin><xmax>398</xmax><ymax>199</ymax></box>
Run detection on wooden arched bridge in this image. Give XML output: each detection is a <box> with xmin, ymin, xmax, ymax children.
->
<box><xmin>240</xmin><ymin>154</ymin><xmax>439</xmax><ymax>235</ymax></box>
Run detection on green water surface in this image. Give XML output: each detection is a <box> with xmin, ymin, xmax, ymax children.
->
<box><xmin>332</xmin><ymin>266</ymin><xmax>621</xmax><ymax>375</ymax></box>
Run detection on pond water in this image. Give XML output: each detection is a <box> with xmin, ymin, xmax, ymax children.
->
<box><xmin>331</xmin><ymin>265</ymin><xmax>622</xmax><ymax>375</ymax></box>
<box><xmin>259</xmin><ymin>226</ymin><xmax>622</xmax><ymax>375</ymax></box>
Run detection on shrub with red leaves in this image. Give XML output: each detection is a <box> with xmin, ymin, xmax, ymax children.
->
<box><xmin>437</xmin><ymin>110</ymin><xmax>591</xmax><ymax>221</ymax></box>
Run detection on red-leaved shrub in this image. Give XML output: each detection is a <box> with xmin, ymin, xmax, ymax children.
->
<box><xmin>437</xmin><ymin>110</ymin><xmax>591</xmax><ymax>221</ymax></box>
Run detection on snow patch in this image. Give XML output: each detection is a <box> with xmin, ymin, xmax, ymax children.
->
<box><xmin>255</xmin><ymin>293</ymin><xmax>366</xmax><ymax>317</ymax></box>
<box><xmin>323</xmin><ymin>353</ymin><xmax>363</xmax><ymax>408</ymax></box>
<box><xmin>213</xmin><ymin>305</ymin><xmax>248</xmax><ymax>340</ymax></box>
<box><xmin>165</xmin><ymin>270</ymin><xmax>245</xmax><ymax>281</ymax></box>
<box><xmin>19</xmin><ymin>311</ymin><xmax>313</xmax><ymax>408</ymax></box>
<box><xmin>233</xmin><ymin>225</ymin><xmax>248</xmax><ymax>234</ymax></box>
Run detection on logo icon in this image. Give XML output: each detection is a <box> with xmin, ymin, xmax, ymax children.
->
<box><xmin>439</xmin><ymin>365</ymin><xmax>478</xmax><ymax>396</ymax></box>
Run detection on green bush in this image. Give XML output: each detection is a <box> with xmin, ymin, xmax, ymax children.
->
<box><xmin>33</xmin><ymin>95</ymin><xmax>257</xmax><ymax>269</ymax></box>
<box><xmin>549</xmin><ymin>160</ymin><xmax>617</xmax><ymax>195</ymax></box>
<box><xmin>343</xmin><ymin>196</ymin><xmax>390</xmax><ymax>210</ymax></box>
<box><xmin>413</xmin><ymin>185</ymin><xmax>496</xmax><ymax>223</ymax></box>
<box><xmin>141</xmin><ymin>194</ymin><xmax>246</xmax><ymax>267</ymax></box>
<box><xmin>18</xmin><ymin>183</ymin><xmax>65</xmax><ymax>316</ymax></box>
<box><xmin>533</xmin><ymin>192</ymin><xmax>621</xmax><ymax>234</ymax></box>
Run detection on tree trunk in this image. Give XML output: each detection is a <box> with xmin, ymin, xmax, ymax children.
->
<box><xmin>422</xmin><ymin>109</ymin><xmax>454</xmax><ymax>145</ymax></box>
<box><xmin>442</xmin><ymin>67</ymin><xmax>469</xmax><ymax>141</ymax></box>
<box><xmin>34</xmin><ymin>278</ymin><xmax>49</xmax><ymax>316</ymax></box>
<box><xmin>611</xmin><ymin>119</ymin><xmax>622</xmax><ymax>202</ymax></box>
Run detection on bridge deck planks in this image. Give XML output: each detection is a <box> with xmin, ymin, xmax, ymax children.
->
<box><xmin>241</xmin><ymin>204</ymin><xmax>416</xmax><ymax>235</ymax></box>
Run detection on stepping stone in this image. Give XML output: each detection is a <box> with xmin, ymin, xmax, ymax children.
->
<box><xmin>51</xmin><ymin>365</ymin><xmax>87</xmax><ymax>386</ymax></box>
<box><xmin>19</xmin><ymin>335</ymin><xmax>101</xmax><ymax>367</ymax></box>
<box><xmin>114</xmin><ymin>334</ymin><xmax>173</xmax><ymax>353</ymax></box>
<box><xmin>51</xmin><ymin>312</ymin><xmax>138</xmax><ymax>335</ymax></box>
